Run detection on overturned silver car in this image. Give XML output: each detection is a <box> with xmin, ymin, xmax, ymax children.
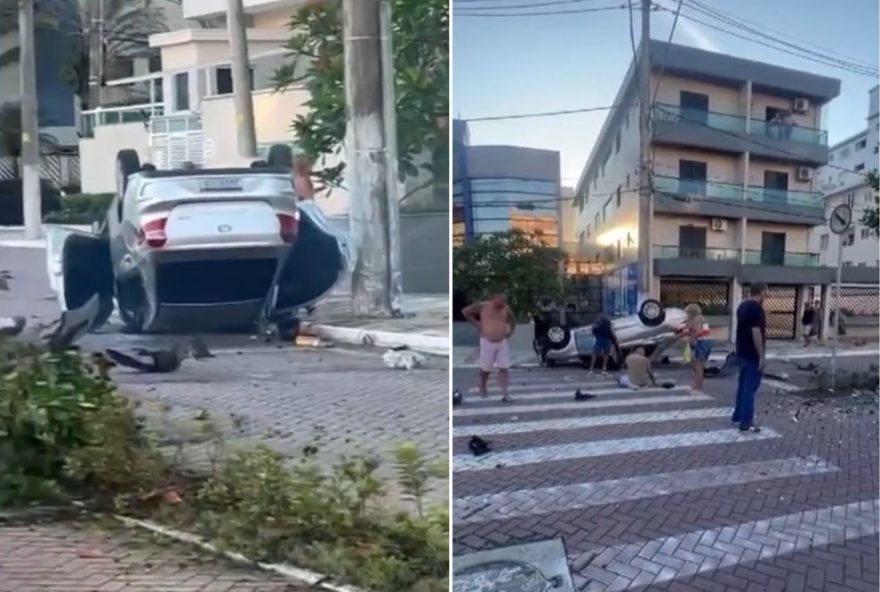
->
<box><xmin>46</xmin><ymin>148</ymin><xmax>349</xmax><ymax>333</ymax></box>
<box><xmin>535</xmin><ymin>299</ymin><xmax>689</xmax><ymax>368</ymax></box>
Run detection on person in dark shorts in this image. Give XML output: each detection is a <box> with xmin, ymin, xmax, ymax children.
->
<box><xmin>733</xmin><ymin>283</ymin><xmax>768</xmax><ymax>433</ymax></box>
<box><xmin>589</xmin><ymin>313</ymin><xmax>617</xmax><ymax>374</ymax></box>
<box><xmin>801</xmin><ymin>299</ymin><xmax>820</xmax><ymax>347</ymax></box>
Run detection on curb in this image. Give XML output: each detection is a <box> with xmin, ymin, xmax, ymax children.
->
<box><xmin>115</xmin><ymin>515</ymin><xmax>364</xmax><ymax>592</ymax></box>
<box><xmin>303</xmin><ymin>322</ymin><xmax>449</xmax><ymax>356</ymax></box>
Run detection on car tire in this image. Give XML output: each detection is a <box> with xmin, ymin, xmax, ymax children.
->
<box><xmin>115</xmin><ymin>150</ymin><xmax>141</xmax><ymax>199</ymax></box>
<box><xmin>267</xmin><ymin>144</ymin><xmax>294</xmax><ymax>169</ymax></box>
<box><xmin>638</xmin><ymin>298</ymin><xmax>666</xmax><ymax>327</ymax></box>
<box><xmin>545</xmin><ymin>325</ymin><xmax>571</xmax><ymax>350</ymax></box>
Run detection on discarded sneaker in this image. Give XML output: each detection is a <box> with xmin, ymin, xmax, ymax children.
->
<box><xmin>574</xmin><ymin>389</ymin><xmax>597</xmax><ymax>401</ymax></box>
<box><xmin>468</xmin><ymin>435</ymin><xmax>491</xmax><ymax>456</ymax></box>
<box><xmin>452</xmin><ymin>389</ymin><xmax>464</xmax><ymax>406</ymax></box>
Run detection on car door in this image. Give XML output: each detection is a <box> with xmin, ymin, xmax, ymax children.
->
<box><xmin>46</xmin><ymin>227</ymin><xmax>115</xmax><ymax>330</ymax></box>
<box><xmin>273</xmin><ymin>201</ymin><xmax>349</xmax><ymax>313</ymax></box>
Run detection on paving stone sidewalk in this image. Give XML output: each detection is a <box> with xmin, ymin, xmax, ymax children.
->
<box><xmin>0</xmin><ymin>521</ymin><xmax>303</xmax><ymax>592</ymax></box>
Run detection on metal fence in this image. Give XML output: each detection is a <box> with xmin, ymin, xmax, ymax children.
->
<box><xmin>811</xmin><ymin>285</ymin><xmax>880</xmax><ymax>317</ymax></box>
<box><xmin>660</xmin><ymin>280</ymin><xmax>730</xmax><ymax>315</ymax></box>
<box><xmin>0</xmin><ymin>154</ymin><xmax>81</xmax><ymax>189</ymax></box>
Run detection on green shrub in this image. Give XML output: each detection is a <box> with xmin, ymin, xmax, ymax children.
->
<box><xmin>43</xmin><ymin>193</ymin><xmax>114</xmax><ymax>225</ymax></box>
<box><xmin>193</xmin><ymin>445</ymin><xmax>448</xmax><ymax>592</ymax></box>
<box><xmin>0</xmin><ymin>343</ymin><xmax>165</xmax><ymax>506</ymax></box>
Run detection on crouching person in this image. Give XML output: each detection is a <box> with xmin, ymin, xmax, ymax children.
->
<box><xmin>618</xmin><ymin>346</ymin><xmax>656</xmax><ymax>390</ymax></box>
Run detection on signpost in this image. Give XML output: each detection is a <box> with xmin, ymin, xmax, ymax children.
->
<box><xmin>828</xmin><ymin>202</ymin><xmax>853</xmax><ymax>391</ymax></box>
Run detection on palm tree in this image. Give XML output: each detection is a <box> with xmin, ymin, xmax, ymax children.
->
<box><xmin>0</xmin><ymin>0</ymin><xmax>169</xmax><ymax>109</ymax></box>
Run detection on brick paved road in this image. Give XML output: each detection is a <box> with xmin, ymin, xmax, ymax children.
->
<box><xmin>452</xmin><ymin>361</ymin><xmax>880</xmax><ymax>591</ymax></box>
<box><xmin>0</xmin><ymin>522</ymin><xmax>303</xmax><ymax>592</ymax></box>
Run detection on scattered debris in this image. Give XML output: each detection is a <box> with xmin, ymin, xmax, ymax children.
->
<box><xmin>382</xmin><ymin>348</ymin><xmax>426</xmax><ymax>370</ymax></box>
<box><xmin>45</xmin><ymin>294</ymin><xmax>101</xmax><ymax>352</ymax></box>
<box><xmin>452</xmin><ymin>389</ymin><xmax>464</xmax><ymax>406</ymax></box>
<box><xmin>468</xmin><ymin>435</ymin><xmax>491</xmax><ymax>456</ymax></box>
<box><xmin>105</xmin><ymin>345</ymin><xmax>187</xmax><ymax>374</ymax></box>
<box><xmin>574</xmin><ymin>389</ymin><xmax>597</xmax><ymax>401</ymax></box>
<box><xmin>77</xmin><ymin>547</ymin><xmax>105</xmax><ymax>559</ymax></box>
<box><xmin>294</xmin><ymin>335</ymin><xmax>333</xmax><ymax>348</ymax></box>
<box><xmin>0</xmin><ymin>316</ymin><xmax>26</xmax><ymax>337</ymax></box>
<box><xmin>190</xmin><ymin>336</ymin><xmax>215</xmax><ymax>359</ymax></box>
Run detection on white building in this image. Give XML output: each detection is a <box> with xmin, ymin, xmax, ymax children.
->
<box><xmin>79</xmin><ymin>0</ymin><xmax>350</xmax><ymax>216</ymax></box>
<box><xmin>812</xmin><ymin>85</ymin><xmax>879</xmax><ymax>268</ymax></box>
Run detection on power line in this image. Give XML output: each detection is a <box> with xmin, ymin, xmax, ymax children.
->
<box><xmin>684</xmin><ymin>0</ymin><xmax>879</xmax><ymax>71</ymax></box>
<box><xmin>681</xmin><ymin>0</ymin><xmax>879</xmax><ymax>76</ymax></box>
<box><xmin>659</xmin><ymin>7</ymin><xmax>879</xmax><ymax>77</ymax></box>
<box><xmin>455</xmin><ymin>4</ymin><xmax>635</xmax><ymax>17</ymax></box>
<box><xmin>453</xmin><ymin>0</ymin><xmax>613</xmax><ymax>9</ymax></box>
<box><xmin>464</xmin><ymin>104</ymin><xmax>619</xmax><ymax>122</ymax></box>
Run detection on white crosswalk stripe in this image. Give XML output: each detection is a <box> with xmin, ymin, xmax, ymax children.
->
<box><xmin>452</xmin><ymin>365</ymin><xmax>866</xmax><ymax>592</ymax></box>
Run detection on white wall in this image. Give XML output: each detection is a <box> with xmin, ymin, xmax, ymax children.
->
<box><xmin>79</xmin><ymin>123</ymin><xmax>151</xmax><ymax>193</ymax></box>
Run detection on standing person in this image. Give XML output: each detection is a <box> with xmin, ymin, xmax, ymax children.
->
<box><xmin>683</xmin><ymin>303</ymin><xmax>711</xmax><ymax>394</ymax></box>
<box><xmin>802</xmin><ymin>299</ymin><xmax>820</xmax><ymax>347</ymax></box>
<box><xmin>462</xmin><ymin>295</ymin><xmax>516</xmax><ymax>402</ymax></box>
<box><xmin>589</xmin><ymin>313</ymin><xmax>617</xmax><ymax>374</ymax></box>
<box><xmin>733</xmin><ymin>283</ymin><xmax>768</xmax><ymax>433</ymax></box>
<box><xmin>293</xmin><ymin>156</ymin><xmax>315</xmax><ymax>200</ymax></box>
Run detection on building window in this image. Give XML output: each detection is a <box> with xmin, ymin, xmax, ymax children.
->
<box><xmin>174</xmin><ymin>72</ymin><xmax>190</xmax><ymax>111</ymax></box>
<box><xmin>148</xmin><ymin>54</ymin><xmax>162</xmax><ymax>73</ymax></box>
<box><xmin>855</xmin><ymin>163</ymin><xmax>865</xmax><ymax>171</ymax></box>
<box><xmin>840</xmin><ymin>147</ymin><xmax>851</xmax><ymax>158</ymax></box>
<box><xmin>859</xmin><ymin>262</ymin><xmax>867</xmax><ymax>267</ymax></box>
<box><xmin>625</xmin><ymin>111</ymin><xmax>629</xmax><ymax>129</ymax></box>
<box><xmin>856</xmin><ymin>139</ymin><xmax>867</xmax><ymax>150</ymax></box>
<box><xmin>626</xmin><ymin>173</ymin><xmax>630</xmax><ymax>188</ymax></box>
<box><xmin>843</xmin><ymin>261</ymin><xmax>853</xmax><ymax>267</ymax></box>
<box><xmin>616</xmin><ymin>186</ymin><xmax>622</xmax><ymax>207</ymax></box>
<box><xmin>820</xmin><ymin>234</ymin><xmax>829</xmax><ymax>250</ymax></box>
<box><xmin>843</xmin><ymin>231</ymin><xmax>855</xmax><ymax>246</ymax></box>
<box><xmin>615</xmin><ymin>130</ymin><xmax>621</xmax><ymax>154</ymax></box>
<box><xmin>214</xmin><ymin>66</ymin><xmax>255</xmax><ymax>95</ymax></box>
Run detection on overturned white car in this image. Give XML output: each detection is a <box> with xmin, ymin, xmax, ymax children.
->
<box><xmin>46</xmin><ymin>148</ymin><xmax>349</xmax><ymax>333</ymax></box>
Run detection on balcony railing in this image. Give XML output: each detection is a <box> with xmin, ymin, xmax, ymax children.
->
<box><xmin>653</xmin><ymin>103</ymin><xmax>828</xmax><ymax>147</ymax></box>
<box><xmin>81</xmin><ymin>104</ymin><xmax>164</xmax><ymax>137</ymax></box>
<box><xmin>655</xmin><ymin>176</ymin><xmax>822</xmax><ymax>212</ymax></box>
<box><xmin>743</xmin><ymin>250</ymin><xmax>820</xmax><ymax>267</ymax></box>
<box><xmin>654</xmin><ymin>245</ymin><xmax>740</xmax><ymax>261</ymax></box>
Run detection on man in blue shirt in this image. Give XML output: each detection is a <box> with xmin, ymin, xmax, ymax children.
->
<box><xmin>733</xmin><ymin>283</ymin><xmax>768</xmax><ymax>433</ymax></box>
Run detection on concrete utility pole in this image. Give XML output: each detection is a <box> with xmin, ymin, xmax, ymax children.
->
<box><xmin>342</xmin><ymin>0</ymin><xmax>398</xmax><ymax>316</ymax></box>
<box><xmin>636</xmin><ymin>0</ymin><xmax>653</xmax><ymax>301</ymax></box>
<box><xmin>226</xmin><ymin>0</ymin><xmax>257</xmax><ymax>158</ymax></box>
<box><xmin>19</xmin><ymin>0</ymin><xmax>41</xmax><ymax>240</ymax></box>
<box><xmin>87</xmin><ymin>0</ymin><xmax>104</xmax><ymax>110</ymax></box>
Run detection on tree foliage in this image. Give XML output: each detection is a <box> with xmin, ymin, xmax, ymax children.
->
<box><xmin>273</xmin><ymin>0</ymin><xmax>449</xmax><ymax>192</ymax></box>
<box><xmin>0</xmin><ymin>102</ymin><xmax>58</xmax><ymax>160</ymax></box>
<box><xmin>861</xmin><ymin>170</ymin><xmax>879</xmax><ymax>236</ymax></box>
<box><xmin>453</xmin><ymin>230</ymin><xmax>568</xmax><ymax>318</ymax></box>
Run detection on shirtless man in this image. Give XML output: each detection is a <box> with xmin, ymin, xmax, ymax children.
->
<box><xmin>462</xmin><ymin>295</ymin><xmax>515</xmax><ymax>401</ymax></box>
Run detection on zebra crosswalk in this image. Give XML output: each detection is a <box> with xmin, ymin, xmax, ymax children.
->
<box><xmin>452</xmin><ymin>367</ymin><xmax>879</xmax><ymax>592</ymax></box>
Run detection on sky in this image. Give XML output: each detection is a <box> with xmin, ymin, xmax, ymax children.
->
<box><xmin>452</xmin><ymin>0</ymin><xmax>880</xmax><ymax>186</ymax></box>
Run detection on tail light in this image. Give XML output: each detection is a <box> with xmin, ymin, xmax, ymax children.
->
<box><xmin>138</xmin><ymin>217</ymin><xmax>168</xmax><ymax>249</ymax></box>
<box><xmin>277</xmin><ymin>212</ymin><xmax>299</xmax><ymax>244</ymax></box>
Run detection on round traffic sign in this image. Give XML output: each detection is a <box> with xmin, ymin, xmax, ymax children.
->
<box><xmin>829</xmin><ymin>203</ymin><xmax>853</xmax><ymax>235</ymax></box>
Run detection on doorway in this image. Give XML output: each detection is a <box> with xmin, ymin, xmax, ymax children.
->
<box><xmin>760</xmin><ymin>231</ymin><xmax>786</xmax><ymax>265</ymax></box>
<box><xmin>679</xmin><ymin>159</ymin><xmax>708</xmax><ymax>196</ymax></box>
<box><xmin>681</xmin><ymin>91</ymin><xmax>709</xmax><ymax>125</ymax></box>
<box><xmin>679</xmin><ymin>225</ymin><xmax>707</xmax><ymax>259</ymax></box>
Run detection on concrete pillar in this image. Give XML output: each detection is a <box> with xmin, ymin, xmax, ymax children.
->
<box><xmin>728</xmin><ymin>277</ymin><xmax>741</xmax><ymax>344</ymax></box>
<box><xmin>820</xmin><ymin>284</ymin><xmax>831</xmax><ymax>343</ymax></box>
<box><xmin>794</xmin><ymin>285</ymin><xmax>807</xmax><ymax>340</ymax></box>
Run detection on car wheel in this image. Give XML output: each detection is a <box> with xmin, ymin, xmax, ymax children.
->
<box><xmin>267</xmin><ymin>144</ymin><xmax>294</xmax><ymax>169</ymax></box>
<box><xmin>638</xmin><ymin>298</ymin><xmax>666</xmax><ymax>327</ymax></box>
<box><xmin>116</xmin><ymin>150</ymin><xmax>141</xmax><ymax>199</ymax></box>
<box><xmin>545</xmin><ymin>325</ymin><xmax>571</xmax><ymax>350</ymax></box>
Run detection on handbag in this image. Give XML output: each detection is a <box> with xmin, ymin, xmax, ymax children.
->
<box><xmin>683</xmin><ymin>343</ymin><xmax>693</xmax><ymax>364</ymax></box>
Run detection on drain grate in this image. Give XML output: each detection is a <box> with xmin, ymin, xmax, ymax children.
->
<box><xmin>453</xmin><ymin>539</ymin><xmax>575</xmax><ymax>592</ymax></box>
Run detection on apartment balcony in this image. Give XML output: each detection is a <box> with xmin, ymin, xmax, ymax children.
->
<box><xmin>652</xmin><ymin>103</ymin><xmax>830</xmax><ymax>166</ymax></box>
<box><xmin>81</xmin><ymin>104</ymin><xmax>165</xmax><ymax>138</ymax></box>
<box><xmin>654</xmin><ymin>245</ymin><xmax>740</xmax><ymax>261</ymax></box>
<box><xmin>743</xmin><ymin>250</ymin><xmax>820</xmax><ymax>267</ymax></box>
<box><xmin>654</xmin><ymin>243</ymin><xmax>831</xmax><ymax>283</ymax></box>
<box><xmin>653</xmin><ymin>244</ymin><xmax>740</xmax><ymax>279</ymax></box>
<box><xmin>653</xmin><ymin>175</ymin><xmax>825</xmax><ymax>225</ymax></box>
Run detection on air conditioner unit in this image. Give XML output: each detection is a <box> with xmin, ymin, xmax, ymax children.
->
<box><xmin>793</xmin><ymin>97</ymin><xmax>810</xmax><ymax>113</ymax></box>
<box><xmin>797</xmin><ymin>166</ymin><xmax>813</xmax><ymax>181</ymax></box>
<box><xmin>711</xmin><ymin>218</ymin><xmax>727</xmax><ymax>231</ymax></box>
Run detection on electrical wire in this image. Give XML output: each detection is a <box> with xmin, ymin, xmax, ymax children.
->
<box><xmin>453</xmin><ymin>0</ymin><xmax>615</xmax><ymax>9</ymax></box>
<box><xmin>455</xmin><ymin>4</ymin><xmax>634</xmax><ymax>17</ymax></box>
<box><xmin>684</xmin><ymin>0</ymin><xmax>879</xmax><ymax>72</ymax></box>
<box><xmin>657</xmin><ymin>7</ymin><xmax>879</xmax><ymax>77</ymax></box>
<box><xmin>464</xmin><ymin>104</ymin><xmax>619</xmax><ymax>122</ymax></box>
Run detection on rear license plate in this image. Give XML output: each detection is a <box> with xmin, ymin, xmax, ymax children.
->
<box><xmin>199</xmin><ymin>177</ymin><xmax>243</xmax><ymax>191</ymax></box>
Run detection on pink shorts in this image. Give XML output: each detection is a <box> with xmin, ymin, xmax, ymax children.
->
<box><xmin>480</xmin><ymin>338</ymin><xmax>510</xmax><ymax>371</ymax></box>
